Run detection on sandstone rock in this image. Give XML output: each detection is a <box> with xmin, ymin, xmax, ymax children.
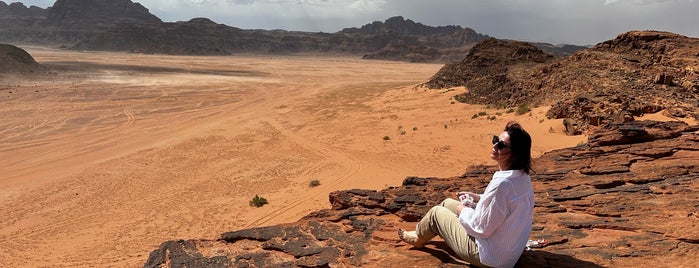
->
<box><xmin>425</xmin><ymin>30</ymin><xmax>699</xmax><ymax>134</ymax></box>
<box><xmin>144</xmin><ymin>121</ymin><xmax>699</xmax><ymax>268</ymax></box>
<box><xmin>423</xmin><ymin>38</ymin><xmax>554</xmax><ymax>107</ymax></box>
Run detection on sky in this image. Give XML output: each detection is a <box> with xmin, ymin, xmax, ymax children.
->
<box><xmin>12</xmin><ymin>0</ymin><xmax>699</xmax><ymax>45</ymax></box>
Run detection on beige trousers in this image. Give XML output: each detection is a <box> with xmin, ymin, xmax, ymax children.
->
<box><xmin>416</xmin><ymin>198</ymin><xmax>490</xmax><ymax>268</ymax></box>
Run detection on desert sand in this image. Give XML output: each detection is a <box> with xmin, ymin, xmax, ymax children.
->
<box><xmin>1</xmin><ymin>47</ymin><xmax>588</xmax><ymax>267</ymax></box>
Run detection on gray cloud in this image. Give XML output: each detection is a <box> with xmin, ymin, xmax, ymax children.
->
<box><xmin>12</xmin><ymin>0</ymin><xmax>699</xmax><ymax>45</ymax></box>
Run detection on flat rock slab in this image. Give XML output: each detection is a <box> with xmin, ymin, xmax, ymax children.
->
<box><xmin>145</xmin><ymin>121</ymin><xmax>699</xmax><ymax>267</ymax></box>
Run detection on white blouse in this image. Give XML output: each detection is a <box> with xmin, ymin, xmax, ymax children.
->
<box><xmin>458</xmin><ymin>170</ymin><xmax>535</xmax><ymax>268</ymax></box>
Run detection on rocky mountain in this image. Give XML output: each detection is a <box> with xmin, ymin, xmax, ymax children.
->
<box><xmin>0</xmin><ymin>3</ymin><xmax>583</xmax><ymax>62</ymax></box>
<box><xmin>0</xmin><ymin>0</ymin><xmax>161</xmax><ymax>45</ymax></box>
<box><xmin>0</xmin><ymin>1</ymin><xmax>46</xmax><ymax>19</ymax></box>
<box><xmin>69</xmin><ymin>16</ymin><xmax>489</xmax><ymax>62</ymax></box>
<box><xmin>0</xmin><ymin>43</ymin><xmax>43</xmax><ymax>73</ymax></box>
<box><xmin>47</xmin><ymin>0</ymin><xmax>160</xmax><ymax>22</ymax></box>
<box><xmin>425</xmin><ymin>31</ymin><xmax>699</xmax><ymax>135</ymax></box>
<box><xmin>144</xmin><ymin>120</ymin><xmax>699</xmax><ymax>267</ymax></box>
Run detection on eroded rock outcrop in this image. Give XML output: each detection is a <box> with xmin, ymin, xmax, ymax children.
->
<box><xmin>0</xmin><ymin>43</ymin><xmax>43</xmax><ymax>73</ymax></box>
<box><xmin>425</xmin><ymin>31</ymin><xmax>699</xmax><ymax>135</ymax></box>
<box><xmin>144</xmin><ymin>120</ymin><xmax>699</xmax><ymax>268</ymax></box>
<box><xmin>424</xmin><ymin>38</ymin><xmax>554</xmax><ymax>106</ymax></box>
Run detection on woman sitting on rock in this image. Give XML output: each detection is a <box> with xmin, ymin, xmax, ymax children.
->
<box><xmin>398</xmin><ymin>122</ymin><xmax>534</xmax><ymax>268</ymax></box>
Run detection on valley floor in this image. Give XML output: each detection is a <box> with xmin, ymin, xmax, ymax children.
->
<box><xmin>0</xmin><ymin>48</ymin><xmax>587</xmax><ymax>267</ymax></box>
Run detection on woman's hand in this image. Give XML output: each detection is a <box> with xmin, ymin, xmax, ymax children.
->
<box><xmin>456</xmin><ymin>191</ymin><xmax>481</xmax><ymax>203</ymax></box>
<box><xmin>455</xmin><ymin>203</ymin><xmax>467</xmax><ymax>216</ymax></box>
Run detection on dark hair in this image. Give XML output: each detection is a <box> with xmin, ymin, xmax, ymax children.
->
<box><xmin>504</xmin><ymin>122</ymin><xmax>532</xmax><ymax>174</ymax></box>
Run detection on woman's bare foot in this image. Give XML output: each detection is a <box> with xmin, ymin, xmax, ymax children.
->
<box><xmin>398</xmin><ymin>228</ymin><xmax>424</xmax><ymax>248</ymax></box>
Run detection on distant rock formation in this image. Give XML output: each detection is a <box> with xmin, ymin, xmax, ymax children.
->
<box><xmin>47</xmin><ymin>0</ymin><xmax>160</xmax><ymax>22</ymax></box>
<box><xmin>0</xmin><ymin>1</ymin><xmax>46</xmax><ymax>19</ymax></box>
<box><xmin>424</xmin><ymin>30</ymin><xmax>699</xmax><ymax>135</ymax></box>
<box><xmin>0</xmin><ymin>0</ymin><xmax>161</xmax><ymax>45</ymax></box>
<box><xmin>71</xmin><ymin>16</ymin><xmax>491</xmax><ymax>62</ymax></box>
<box><xmin>0</xmin><ymin>43</ymin><xmax>43</xmax><ymax>73</ymax></box>
<box><xmin>144</xmin><ymin>120</ymin><xmax>699</xmax><ymax>267</ymax></box>
<box><xmin>0</xmin><ymin>2</ymin><xmax>584</xmax><ymax>62</ymax></box>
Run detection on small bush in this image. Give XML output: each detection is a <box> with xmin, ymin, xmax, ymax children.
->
<box><xmin>516</xmin><ymin>104</ymin><xmax>531</xmax><ymax>115</ymax></box>
<box><xmin>471</xmin><ymin>114</ymin><xmax>479</xmax><ymax>119</ymax></box>
<box><xmin>488</xmin><ymin>116</ymin><xmax>496</xmax><ymax>120</ymax></box>
<box><xmin>478</xmin><ymin>111</ymin><xmax>487</xmax><ymax>116</ymax></box>
<box><xmin>506</xmin><ymin>108</ymin><xmax>515</xmax><ymax>114</ymax></box>
<box><xmin>309</xmin><ymin>180</ymin><xmax>320</xmax><ymax>187</ymax></box>
<box><xmin>249</xmin><ymin>195</ymin><xmax>268</xmax><ymax>207</ymax></box>
<box><xmin>400</xmin><ymin>130</ymin><xmax>406</xmax><ymax>135</ymax></box>
<box><xmin>412</xmin><ymin>127</ymin><xmax>418</xmax><ymax>131</ymax></box>
<box><xmin>383</xmin><ymin>136</ymin><xmax>390</xmax><ymax>141</ymax></box>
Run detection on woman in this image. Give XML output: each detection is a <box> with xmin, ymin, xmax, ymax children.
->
<box><xmin>398</xmin><ymin>122</ymin><xmax>534</xmax><ymax>268</ymax></box>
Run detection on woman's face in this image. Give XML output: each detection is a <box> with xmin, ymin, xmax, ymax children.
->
<box><xmin>490</xmin><ymin>131</ymin><xmax>512</xmax><ymax>166</ymax></box>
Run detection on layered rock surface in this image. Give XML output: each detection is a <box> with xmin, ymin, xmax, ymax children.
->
<box><xmin>144</xmin><ymin>120</ymin><xmax>699</xmax><ymax>268</ymax></box>
<box><xmin>425</xmin><ymin>31</ymin><xmax>699</xmax><ymax>135</ymax></box>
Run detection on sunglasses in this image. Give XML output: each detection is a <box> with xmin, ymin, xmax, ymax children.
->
<box><xmin>492</xmin><ymin>135</ymin><xmax>509</xmax><ymax>150</ymax></box>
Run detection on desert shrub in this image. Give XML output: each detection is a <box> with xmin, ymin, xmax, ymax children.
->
<box><xmin>383</xmin><ymin>136</ymin><xmax>390</xmax><ymax>141</ymax></box>
<box><xmin>478</xmin><ymin>111</ymin><xmax>487</xmax><ymax>116</ymax></box>
<box><xmin>412</xmin><ymin>127</ymin><xmax>418</xmax><ymax>131</ymax></box>
<box><xmin>488</xmin><ymin>116</ymin><xmax>496</xmax><ymax>120</ymax></box>
<box><xmin>472</xmin><ymin>114</ymin><xmax>479</xmax><ymax>119</ymax></box>
<box><xmin>506</xmin><ymin>108</ymin><xmax>515</xmax><ymax>113</ymax></box>
<box><xmin>309</xmin><ymin>180</ymin><xmax>320</xmax><ymax>187</ymax></box>
<box><xmin>400</xmin><ymin>130</ymin><xmax>406</xmax><ymax>135</ymax></box>
<box><xmin>249</xmin><ymin>195</ymin><xmax>268</xmax><ymax>207</ymax></box>
<box><xmin>516</xmin><ymin>104</ymin><xmax>531</xmax><ymax>115</ymax></box>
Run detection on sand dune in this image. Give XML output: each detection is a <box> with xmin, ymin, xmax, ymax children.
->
<box><xmin>0</xmin><ymin>48</ymin><xmax>587</xmax><ymax>267</ymax></box>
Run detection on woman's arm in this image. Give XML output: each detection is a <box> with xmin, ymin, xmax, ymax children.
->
<box><xmin>458</xmin><ymin>183</ymin><xmax>511</xmax><ymax>239</ymax></box>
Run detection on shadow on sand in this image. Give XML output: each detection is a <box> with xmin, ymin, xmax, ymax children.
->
<box><xmin>44</xmin><ymin>61</ymin><xmax>269</xmax><ymax>77</ymax></box>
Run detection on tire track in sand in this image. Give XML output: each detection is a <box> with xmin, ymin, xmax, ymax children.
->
<box><xmin>242</xmin><ymin>86</ymin><xmax>362</xmax><ymax>228</ymax></box>
<box><xmin>121</xmin><ymin>108</ymin><xmax>135</xmax><ymax>127</ymax></box>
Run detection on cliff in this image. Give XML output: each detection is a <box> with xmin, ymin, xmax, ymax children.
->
<box><xmin>0</xmin><ymin>0</ymin><xmax>161</xmax><ymax>45</ymax></box>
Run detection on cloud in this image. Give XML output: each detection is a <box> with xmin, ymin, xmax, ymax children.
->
<box><xmin>604</xmin><ymin>0</ymin><xmax>683</xmax><ymax>5</ymax></box>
